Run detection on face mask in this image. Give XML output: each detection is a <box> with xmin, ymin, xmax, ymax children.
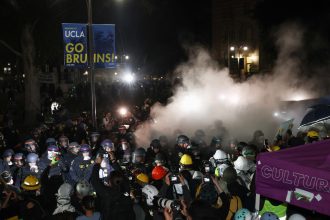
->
<box><xmin>47</xmin><ymin>151</ymin><xmax>57</xmax><ymax>160</ymax></box>
<box><xmin>82</xmin><ymin>152</ymin><xmax>90</xmax><ymax>160</ymax></box>
<box><xmin>29</xmin><ymin>163</ymin><xmax>38</xmax><ymax>173</ymax></box>
<box><xmin>8</xmin><ymin>179</ymin><xmax>14</xmax><ymax>185</ymax></box>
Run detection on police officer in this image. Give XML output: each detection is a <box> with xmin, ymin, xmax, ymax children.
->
<box><xmin>117</xmin><ymin>139</ymin><xmax>132</xmax><ymax>165</ymax></box>
<box><xmin>89</xmin><ymin>131</ymin><xmax>101</xmax><ymax>154</ymax></box>
<box><xmin>23</xmin><ymin>139</ymin><xmax>39</xmax><ymax>155</ymax></box>
<box><xmin>2</xmin><ymin>149</ymin><xmax>14</xmax><ymax>169</ymax></box>
<box><xmin>58</xmin><ymin>135</ymin><xmax>69</xmax><ymax>154</ymax></box>
<box><xmin>146</xmin><ymin>139</ymin><xmax>166</xmax><ymax>164</ymax></box>
<box><xmin>132</xmin><ymin>147</ymin><xmax>151</xmax><ymax>175</ymax></box>
<box><xmin>11</xmin><ymin>153</ymin><xmax>25</xmax><ymax>187</ymax></box>
<box><xmin>97</xmin><ymin>139</ymin><xmax>117</xmax><ymax>181</ymax></box>
<box><xmin>69</xmin><ymin>144</ymin><xmax>94</xmax><ymax>184</ymax></box>
<box><xmin>39</xmin><ymin>145</ymin><xmax>67</xmax><ymax>179</ymax></box>
<box><xmin>171</xmin><ymin>134</ymin><xmax>194</xmax><ymax>168</ymax></box>
<box><xmin>22</xmin><ymin>152</ymin><xmax>42</xmax><ymax>179</ymax></box>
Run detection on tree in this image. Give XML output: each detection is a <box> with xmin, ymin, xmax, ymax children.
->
<box><xmin>0</xmin><ymin>0</ymin><xmax>81</xmax><ymax>126</ymax></box>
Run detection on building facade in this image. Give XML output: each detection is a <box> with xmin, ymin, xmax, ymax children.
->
<box><xmin>212</xmin><ymin>0</ymin><xmax>259</xmax><ymax>79</ymax></box>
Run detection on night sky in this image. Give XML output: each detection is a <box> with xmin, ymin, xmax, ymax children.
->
<box><xmin>0</xmin><ymin>0</ymin><xmax>329</xmax><ymax>75</ymax></box>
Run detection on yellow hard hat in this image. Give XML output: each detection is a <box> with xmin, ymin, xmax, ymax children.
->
<box><xmin>271</xmin><ymin>146</ymin><xmax>281</xmax><ymax>151</ymax></box>
<box><xmin>307</xmin><ymin>130</ymin><xmax>319</xmax><ymax>138</ymax></box>
<box><xmin>136</xmin><ymin>173</ymin><xmax>149</xmax><ymax>184</ymax></box>
<box><xmin>21</xmin><ymin>175</ymin><xmax>41</xmax><ymax>191</ymax></box>
<box><xmin>180</xmin><ymin>154</ymin><xmax>193</xmax><ymax>166</ymax></box>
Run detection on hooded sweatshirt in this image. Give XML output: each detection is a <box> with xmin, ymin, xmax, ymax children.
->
<box><xmin>53</xmin><ymin>183</ymin><xmax>76</xmax><ymax>215</ymax></box>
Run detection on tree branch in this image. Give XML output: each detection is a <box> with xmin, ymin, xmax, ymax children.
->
<box><xmin>0</xmin><ymin>39</ymin><xmax>22</xmax><ymax>57</ymax></box>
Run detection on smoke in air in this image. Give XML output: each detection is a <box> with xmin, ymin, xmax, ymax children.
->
<box><xmin>134</xmin><ymin>23</ymin><xmax>319</xmax><ymax>147</ymax></box>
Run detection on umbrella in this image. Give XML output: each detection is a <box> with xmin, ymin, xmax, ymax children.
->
<box><xmin>299</xmin><ymin>104</ymin><xmax>330</xmax><ymax>128</ymax></box>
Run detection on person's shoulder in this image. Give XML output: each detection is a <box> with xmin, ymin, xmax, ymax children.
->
<box><xmin>76</xmin><ymin>215</ymin><xmax>87</xmax><ymax>220</ymax></box>
<box><xmin>93</xmin><ymin>212</ymin><xmax>101</xmax><ymax>219</ymax></box>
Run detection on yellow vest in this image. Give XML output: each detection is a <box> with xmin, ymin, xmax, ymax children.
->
<box><xmin>259</xmin><ymin>199</ymin><xmax>287</xmax><ymax>218</ymax></box>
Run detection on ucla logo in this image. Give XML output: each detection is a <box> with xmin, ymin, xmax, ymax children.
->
<box><xmin>65</xmin><ymin>30</ymin><xmax>85</xmax><ymax>38</ymax></box>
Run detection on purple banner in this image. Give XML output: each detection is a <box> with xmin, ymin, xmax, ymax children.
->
<box><xmin>256</xmin><ymin>139</ymin><xmax>330</xmax><ymax>216</ymax></box>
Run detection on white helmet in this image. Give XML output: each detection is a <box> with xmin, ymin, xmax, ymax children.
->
<box><xmin>142</xmin><ymin>184</ymin><xmax>159</xmax><ymax>206</ymax></box>
<box><xmin>288</xmin><ymin>214</ymin><xmax>306</xmax><ymax>220</ymax></box>
<box><xmin>234</xmin><ymin>156</ymin><xmax>249</xmax><ymax>171</ymax></box>
<box><xmin>213</xmin><ymin>150</ymin><xmax>227</xmax><ymax>160</ymax></box>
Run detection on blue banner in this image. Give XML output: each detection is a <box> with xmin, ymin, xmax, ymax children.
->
<box><xmin>62</xmin><ymin>23</ymin><xmax>88</xmax><ymax>68</ymax></box>
<box><xmin>93</xmin><ymin>24</ymin><xmax>116</xmax><ymax>68</ymax></box>
<box><xmin>62</xmin><ymin>23</ymin><xmax>116</xmax><ymax>69</ymax></box>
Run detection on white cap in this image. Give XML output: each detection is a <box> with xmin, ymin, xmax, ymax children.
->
<box><xmin>213</xmin><ymin>150</ymin><xmax>228</xmax><ymax>160</ymax></box>
<box><xmin>234</xmin><ymin>156</ymin><xmax>249</xmax><ymax>171</ymax></box>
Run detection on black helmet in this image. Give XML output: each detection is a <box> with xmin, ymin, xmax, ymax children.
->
<box><xmin>133</xmin><ymin>147</ymin><xmax>146</xmax><ymax>157</ymax></box>
<box><xmin>176</xmin><ymin>135</ymin><xmax>190</xmax><ymax>145</ymax></box>
<box><xmin>154</xmin><ymin>153</ymin><xmax>166</xmax><ymax>165</ymax></box>
<box><xmin>132</xmin><ymin>147</ymin><xmax>146</xmax><ymax>164</ymax></box>
<box><xmin>237</xmin><ymin>142</ymin><xmax>248</xmax><ymax>152</ymax></box>
<box><xmin>150</xmin><ymin>139</ymin><xmax>161</xmax><ymax>149</ymax></box>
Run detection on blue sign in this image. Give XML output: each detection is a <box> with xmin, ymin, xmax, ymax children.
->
<box><xmin>62</xmin><ymin>23</ymin><xmax>116</xmax><ymax>69</ymax></box>
<box><xmin>93</xmin><ymin>24</ymin><xmax>116</xmax><ymax>68</ymax></box>
<box><xmin>62</xmin><ymin>23</ymin><xmax>88</xmax><ymax>68</ymax></box>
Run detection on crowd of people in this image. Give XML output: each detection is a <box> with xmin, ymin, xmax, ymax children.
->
<box><xmin>0</xmin><ymin>107</ymin><xmax>328</xmax><ymax>220</ymax></box>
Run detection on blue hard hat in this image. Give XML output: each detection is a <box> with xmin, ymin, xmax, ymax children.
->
<box><xmin>80</xmin><ymin>144</ymin><xmax>91</xmax><ymax>153</ymax></box>
<box><xmin>46</xmin><ymin>138</ymin><xmax>56</xmax><ymax>145</ymax></box>
<box><xmin>150</xmin><ymin>139</ymin><xmax>161</xmax><ymax>149</ymax></box>
<box><xmin>26</xmin><ymin>153</ymin><xmax>39</xmax><ymax>163</ymax></box>
<box><xmin>101</xmin><ymin>139</ymin><xmax>114</xmax><ymax>149</ymax></box>
<box><xmin>3</xmin><ymin>149</ymin><xmax>14</xmax><ymax>158</ymax></box>
<box><xmin>47</xmin><ymin>145</ymin><xmax>59</xmax><ymax>152</ymax></box>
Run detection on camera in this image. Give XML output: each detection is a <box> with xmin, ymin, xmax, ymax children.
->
<box><xmin>153</xmin><ymin>197</ymin><xmax>181</xmax><ymax>212</ymax></box>
<box><xmin>170</xmin><ymin>174</ymin><xmax>180</xmax><ymax>184</ymax></box>
<box><xmin>103</xmin><ymin>153</ymin><xmax>109</xmax><ymax>158</ymax></box>
<box><xmin>202</xmin><ymin>160</ymin><xmax>211</xmax><ymax>173</ymax></box>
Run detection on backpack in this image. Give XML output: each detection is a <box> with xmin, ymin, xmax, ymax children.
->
<box><xmin>226</xmin><ymin>195</ymin><xmax>242</xmax><ymax>220</ymax></box>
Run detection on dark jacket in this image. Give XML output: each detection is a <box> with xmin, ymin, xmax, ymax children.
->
<box><xmin>91</xmin><ymin>164</ymin><xmax>135</xmax><ymax>220</ymax></box>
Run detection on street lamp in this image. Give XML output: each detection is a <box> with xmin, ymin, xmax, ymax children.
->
<box><xmin>123</xmin><ymin>72</ymin><xmax>135</xmax><ymax>84</ymax></box>
<box><xmin>87</xmin><ymin>0</ymin><xmax>97</xmax><ymax>129</ymax></box>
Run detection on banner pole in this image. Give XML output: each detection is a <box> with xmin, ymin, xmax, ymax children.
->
<box><xmin>88</xmin><ymin>0</ymin><xmax>97</xmax><ymax>129</ymax></box>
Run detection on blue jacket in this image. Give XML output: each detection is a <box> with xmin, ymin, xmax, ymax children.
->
<box><xmin>69</xmin><ymin>155</ymin><xmax>94</xmax><ymax>184</ymax></box>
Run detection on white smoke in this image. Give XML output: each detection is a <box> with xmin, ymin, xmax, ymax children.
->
<box><xmin>134</xmin><ymin>23</ymin><xmax>318</xmax><ymax>146</ymax></box>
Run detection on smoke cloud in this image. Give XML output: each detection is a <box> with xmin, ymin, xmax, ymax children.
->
<box><xmin>134</xmin><ymin>23</ymin><xmax>320</xmax><ymax>147</ymax></box>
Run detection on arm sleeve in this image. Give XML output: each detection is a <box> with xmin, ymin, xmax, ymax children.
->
<box><xmin>182</xmin><ymin>184</ymin><xmax>192</xmax><ymax>204</ymax></box>
<box><xmin>69</xmin><ymin>160</ymin><xmax>79</xmax><ymax>183</ymax></box>
<box><xmin>158</xmin><ymin>184</ymin><xmax>170</xmax><ymax>197</ymax></box>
